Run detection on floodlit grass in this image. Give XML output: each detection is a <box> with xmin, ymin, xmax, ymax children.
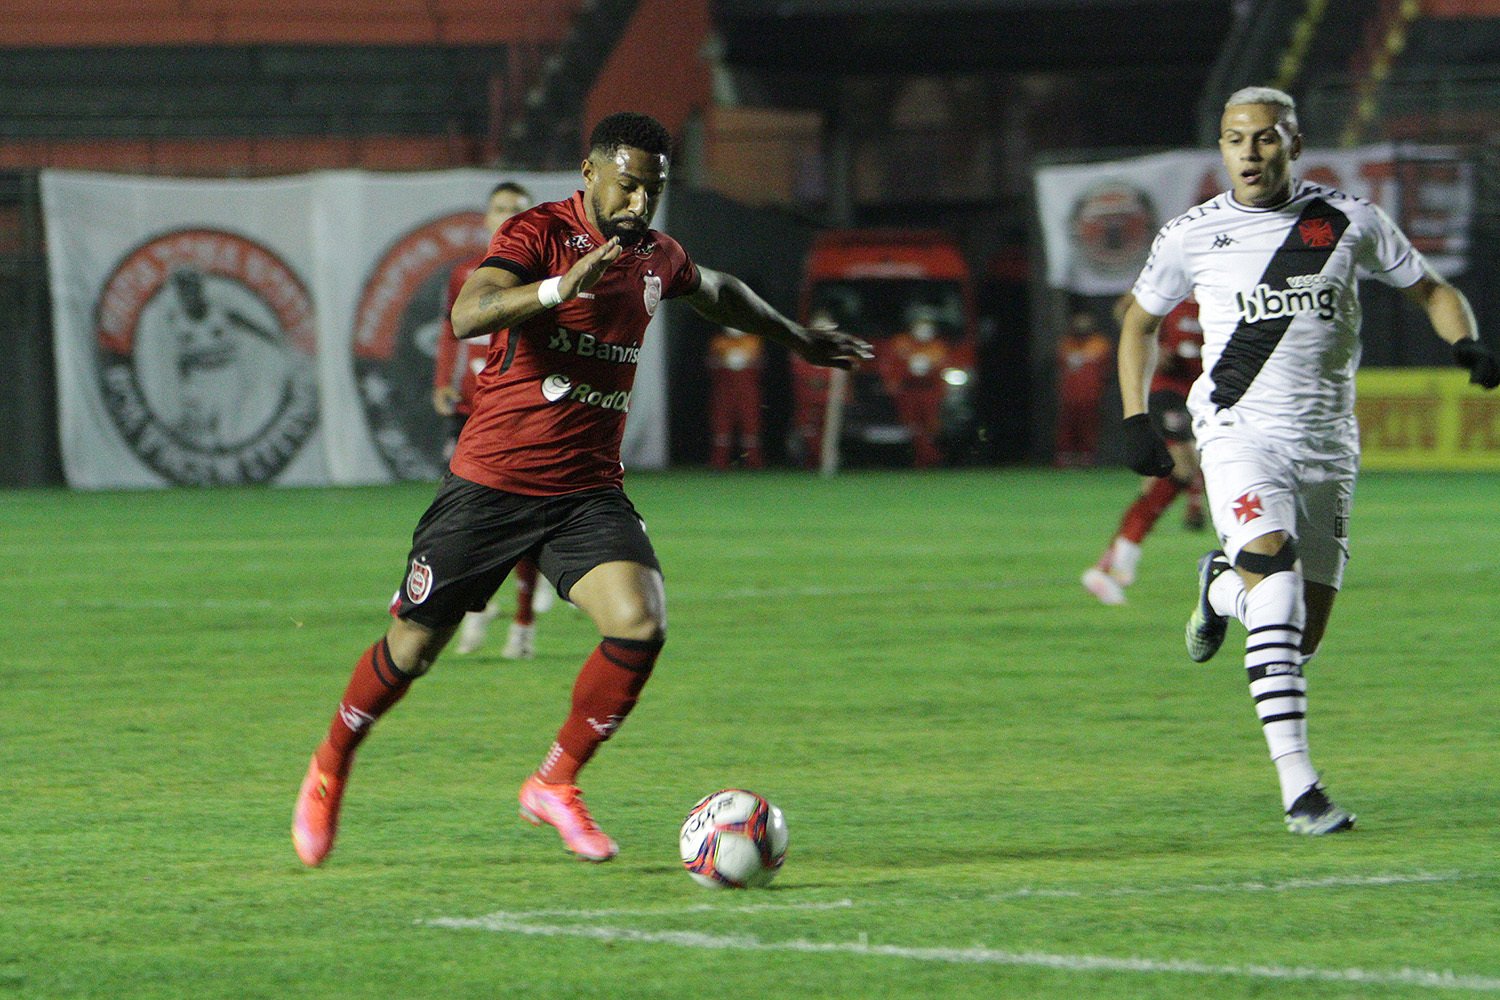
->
<box><xmin>3</xmin><ymin>469</ymin><xmax>1498</xmax><ymax>999</ymax></box>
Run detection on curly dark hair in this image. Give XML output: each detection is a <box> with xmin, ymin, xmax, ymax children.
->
<box><xmin>588</xmin><ymin>112</ymin><xmax>672</xmax><ymax>160</ymax></box>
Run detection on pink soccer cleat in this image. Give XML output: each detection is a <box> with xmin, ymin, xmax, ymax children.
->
<box><xmin>292</xmin><ymin>755</ymin><xmax>345</xmax><ymax>867</ymax></box>
<box><xmin>518</xmin><ymin>775</ymin><xmax>619</xmax><ymax>862</ymax></box>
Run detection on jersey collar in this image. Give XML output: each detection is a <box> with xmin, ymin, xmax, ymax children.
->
<box><xmin>1226</xmin><ymin>179</ymin><xmax>1304</xmax><ymax>213</ymax></box>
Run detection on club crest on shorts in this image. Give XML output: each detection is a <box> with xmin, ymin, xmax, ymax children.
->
<box><xmin>405</xmin><ymin>557</ymin><xmax>434</xmax><ymax>604</ymax></box>
<box><xmin>642</xmin><ymin>273</ymin><xmax>662</xmax><ymax>316</ymax></box>
<box><xmin>1232</xmin><ymin>491</ymin><xmax>1265</xmax><ymax>524</ymax></box>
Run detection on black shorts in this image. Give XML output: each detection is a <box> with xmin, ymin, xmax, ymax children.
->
<box><xmin>1149</xmin><ymin>389</ymin><xmax>1194</xmax><ymax>443</ymax></box>
<box><xmin>392</xmin><ymin>472</ymin><xmax>660</xmax><ymax>629</ymax></box>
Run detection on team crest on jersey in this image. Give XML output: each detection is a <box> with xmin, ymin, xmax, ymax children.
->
<box><xmin>1298</xmin><ymin>218</ymin><xmax>1337</xmax><ymax>248</ymax></box>
<box><xmin>406</xmin><ymin>557</ymin><xmax>434</xmax><ymax>604</ymax></box>
<box><xmin>94</xmin><ymin>229</ymin><xmax>320</xmax><ymax>486</ymax></box>
<box><xmin>567</xmin><ymin>233</ymin><xmax>596</xmax><ymax>253</ymax></box>
<box><xmin>642</xmin><ymin>273</ymin><xmax>662</xmax><ymax>316</ymax></box>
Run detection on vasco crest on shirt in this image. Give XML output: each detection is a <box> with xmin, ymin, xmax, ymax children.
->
<box><xmin>642</xmin><ymin>273</ymin><xmax>662</xmax><ymax>317</ymax></box>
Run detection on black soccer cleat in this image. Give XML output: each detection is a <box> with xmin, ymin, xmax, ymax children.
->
<box><xmin>1185</xmin><ymin>549</ymin><xmax>1231</xmax><ymax>662</ymax></box>
<box><xmin>1284</xmin><ymin>784</ymin><xmax>1356</xmax><ymax>835</ymax></box>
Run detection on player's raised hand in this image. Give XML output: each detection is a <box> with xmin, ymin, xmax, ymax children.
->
<box><xmin>792</xmin><ymin>320</ymin><xmax>874</xmax><ymax>370</ymax></box>
<box><xmin>1453</xmin><ymin>338</ymin><xmax>1500</xmax><ymax>389</ymax></box>
<box><xmin>1121</xmin><ymin>413</ymin><xmax>1175</xmax><ymax>477</ymax></box>
<box><xmin>561</xmin><ymin>236</ymin><xmax>623</xmax><ymax>300</ymax></box>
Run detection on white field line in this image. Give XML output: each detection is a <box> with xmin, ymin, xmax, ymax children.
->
<box><xmin>985</xmin><ymin>870</ymin><xmax>1471</xmax><ymax>901</ymax></box>
<box><xmin>432</xmin><ymin>899</ymin><xmax>858</xmax><ymax>922</ymax></box>
<box><xmin>422</xmin><ymin>912</ymin><xmax>1500</xmax><ymax>992</ymax></box>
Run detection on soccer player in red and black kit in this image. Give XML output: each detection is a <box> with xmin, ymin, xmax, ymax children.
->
<box><xmin>293</xmin><ymin>112</ymin><xmax>872</xmax><ymax>865</ymax></box>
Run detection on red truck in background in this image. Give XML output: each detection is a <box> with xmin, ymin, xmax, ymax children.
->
<box><xmin>792</xmin><ymin>229</ymin><xmax>977</xmax><ymax>468</ymax></box>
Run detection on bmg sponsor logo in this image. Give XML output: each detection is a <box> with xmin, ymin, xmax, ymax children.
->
<box><xmin>1235</xmin><ymin>281</ymin><xmax>1338</xmax><ymax>324</ymax></box>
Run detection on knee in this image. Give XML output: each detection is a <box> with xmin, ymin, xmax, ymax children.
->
<box><xmin>384</xmin><ymin>618</ymin><xmax>450</xmax><ymax>676</ymax></box>
<box><xmin>602</xmin><ymin>602</ymin><xmax>666</xmax><ymax>644</ymax></box>
<box><xmin>1235</xmin><ymin>534</ymin><xmax>1298</xmax><ymax>578</ymax></box>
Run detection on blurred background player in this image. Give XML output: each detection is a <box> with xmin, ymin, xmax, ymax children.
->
<box><xmin>705</xmin><ymin>325</ymin><xmax>764</xmax><ymax>469</ymax></box>
<box><xmin>433</xmin><ymin>180</ymin><xmax>555</xmax><ymax>658</ymax></box>
<box><xmin>1082</xmin><ymin>295</ymin><xmax>1206</xmax><ymax>604</ymax></box>
<box><xmin>1119</xmin><ymin>86</ymin><xmax>1500</xmax><ymax>835</ymax></box>
<box><xmin>1053</xmin><ymin>310</ymin><xmax>1111</xmax><ymax>467</ymax></box>
<box><xmin>878</xmin><ymin>308</ymin><xmax>952</xmax><ymax>468</ymax></box>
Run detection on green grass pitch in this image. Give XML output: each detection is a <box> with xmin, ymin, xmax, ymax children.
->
<box><xmin>3</xmin><ymin>469</ymin><xmax>1498</xmax><ymax>998</ymax></box>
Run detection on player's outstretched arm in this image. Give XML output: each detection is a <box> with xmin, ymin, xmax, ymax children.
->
<box><xmin>451</xmin><ymin>237</ymin><xmax>623</xmax><ymax>340</ymax></box>
<box><xmin>684</xmin><ymin>266</ymin><xmax>873</xmax><ymax>369</ymax></box>
<box><xmin>1402</xmin><ymin>272</ymin><xmax>1499</xmax><ymax>389</ymax></box>
<box><xmin>1117</xmin><ymin>295</ymin><xmax>1175</xmax><ymax>477</ymax></box>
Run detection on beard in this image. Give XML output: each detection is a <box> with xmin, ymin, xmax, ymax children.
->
<box><xmin>600</xmin><ymin>215</ymin><xmax>646</xmax><ymax>245</ymax></box>
<box><xmin>592</xmin><ymin>193</ymin><xmax>647</xmax><ymax>245</ymax></box>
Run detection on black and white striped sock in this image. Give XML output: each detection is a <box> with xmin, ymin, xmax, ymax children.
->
<box><xmin>1241</xmin><ymin>570</ymin><xmax>1318</xmax><ymax>809</ymax></box>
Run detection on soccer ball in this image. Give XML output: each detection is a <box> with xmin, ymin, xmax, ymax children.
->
<box><xmin>679</xmin><ymin>788</ymin><xmax>788</xmax><ymax>889</ymax></box>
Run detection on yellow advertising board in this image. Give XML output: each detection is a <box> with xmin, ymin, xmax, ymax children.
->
<box><xmin>1356</xmin><ymin>368</ymin><xmax>1500</xmax><ymax>470</ymax></box>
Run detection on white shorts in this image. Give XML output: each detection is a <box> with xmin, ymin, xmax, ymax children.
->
<box><xmin>1198</xmin><ymin>431</ymin><xmax>1356</xmax><ymax>589</ymax></box>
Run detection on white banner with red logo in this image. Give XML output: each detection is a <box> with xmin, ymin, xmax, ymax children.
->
<box><xmin>1034</xmin><ymin>144</ymin><xmax>1472</xmax><ymax>296</ymax></box>
<box><xmin>41</xmin><ymin>169</ymin><xmax>671</xmax><ymax>488</ymax></box>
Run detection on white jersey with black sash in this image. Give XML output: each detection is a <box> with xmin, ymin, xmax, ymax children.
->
<box><xmin>1131</xmin><ymin>179</ymin><xmax>1427</xmax><ymax>458</ymax></box>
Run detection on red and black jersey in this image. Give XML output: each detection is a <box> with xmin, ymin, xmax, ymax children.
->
<box><xmin>434</xmin><ymin>254</ymin><xmax>490</xmax><ymax>415</ymax></box>
<box><xmin>1152</xmin><ymin>298</ymin><xmax>1204</xmax><ymax>398</ymax></box>
<box><xmin>450</xmin><ymin>191</ymin><xmax>700</xmax><ymax>495</ymax></box>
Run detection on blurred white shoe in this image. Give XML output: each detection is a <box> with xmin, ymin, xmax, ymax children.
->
<box><xmin>455</xmin><ymin>604</ymin><xmax>500</xmax><ymax>655</ymax></box>
<box><xmin>1081</xmin><ymin>567</ymin><xmax>1127</xmax><ymax>606</ymax></box>
<box><xmin>532</xmin><ymin>576</ymin><xmax>557</xmax><ymax>614</ymax></box>
<box><xmin>501</xmin><ymin>622</ymin><xmax>536</xmax><ymax>660</ymax></box>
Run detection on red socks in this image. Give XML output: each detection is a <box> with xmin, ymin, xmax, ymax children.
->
<box><xmin>537</xmin><ymin>636</ymin><xmax>663</xmax><ymax>785</ymax></box>
<box><xmin>313</xmin><ymin>633</ymin><xmax>661</xmax><ymax>789</ymax></box>
<box><xmin>316</xmin><ymin>638</ymin><xmax>414</xmax><ymax>778</ymax></box>
<box><xmin>1118</xmin><ymin>476</ymin><xmax>1182</xmax><ymax>544</ymax></box>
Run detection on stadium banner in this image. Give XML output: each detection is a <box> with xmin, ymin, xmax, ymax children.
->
<box><xmin>1356</xmin><ymin>368</ymin><xmax>1500</xmax><ymax>471</ymax></box>
<box><xmin>1034</xmin><ymin>144</ymin><xmax>1472</xmax><ymax>295</ymax></box>
<box><xmin>41</xmin><ymin>169</ymin><xmax>671</xmax><ymax>489</ymax></box>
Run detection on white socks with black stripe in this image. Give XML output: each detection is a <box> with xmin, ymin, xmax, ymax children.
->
<box><xmin>1238</xmin><ymin>569</ymin><xmax>1320</xmax><ymax>810</ymax></box>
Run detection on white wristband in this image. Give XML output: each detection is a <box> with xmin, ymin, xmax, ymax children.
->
<box><xmin>537</xmin><ymin>276</ymin><xmax>563</xmax><ymax>308</ymax></box>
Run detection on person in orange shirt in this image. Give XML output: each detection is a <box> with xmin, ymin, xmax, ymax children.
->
<box><xmin>706</xmin><ymin>326</ymin><xmax>765</xmax><ymax>469</ymax></box>
<box><xmin>879</xmin><ymin>310</ymin><xmax>953</xmax><ymax>468</ymax></box>
<box><xmin>1054</xmin><ymin>310</ymin><xmax>1112</xmax><ymax>466</ymax></box>
<box><xmin>433</xmin><ymin>181</ymin><xmax>555</xmax><ymax>658</ymax></box>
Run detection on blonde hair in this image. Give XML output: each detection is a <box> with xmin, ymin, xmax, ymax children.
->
<box><xmin>1224</xmin><ymin>86</ymin><xmax>1299</xmax><ymax>131</ymax></box>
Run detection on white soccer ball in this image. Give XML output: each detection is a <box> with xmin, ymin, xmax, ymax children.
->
<box><xmin>679</xmin><ymin>788</ymin><xmax>788</xmax><ymax>889</ymax></box>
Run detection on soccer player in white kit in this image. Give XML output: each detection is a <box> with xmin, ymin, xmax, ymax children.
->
<box><xmin>1117</xmin><ymin>86</ymin><xmax>1500</xmax><ymax>834</ymax></box>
